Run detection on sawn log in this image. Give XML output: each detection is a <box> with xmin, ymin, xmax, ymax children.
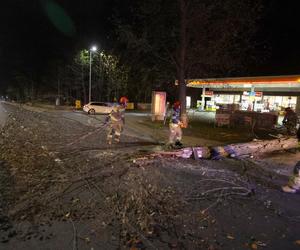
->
<box><xmin>153</xmin><ymin>137</ymin><xmax>299</xmax><ymax>160</ymax></box>
<box><xmin>212</xmin><ymin>137</ymin><xmax>299</xmax><ymax>158</ymax></box>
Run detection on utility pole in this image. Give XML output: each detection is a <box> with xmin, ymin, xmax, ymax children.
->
<box><xmin>89</xmin><ymin>46</ymin><xmax>97</xmax><ymax>103</ymax></box>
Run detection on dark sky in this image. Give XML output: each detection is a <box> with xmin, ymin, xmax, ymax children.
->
<box><xmin>1</xmin><ymin>0</ymin><xmax>300</xmax><ymax>86</ymax></box>
<box><xmin>258</xmin><ymin>0</ymin><xmax>300</xmax><ymax>75</ymax></box>
<box><xmin>0</xmin><ymin>0</ymin><xmax>112</xmax><ymax>83</ymax></box>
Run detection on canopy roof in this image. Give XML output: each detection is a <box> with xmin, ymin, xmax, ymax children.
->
<box><xmin>187</xmin><ymin>75</ymin><xmax>300</xmax><ymax>92</ymax></box>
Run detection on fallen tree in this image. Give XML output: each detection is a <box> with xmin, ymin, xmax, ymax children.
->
<box><xmin>212</xmin><ymin>137</ymin><xmax>299</xmax><ymax>158</ymax></box>
<box><xmin>149</xmin><ymin>137</ymin><xmax>299</xmax><ymax>160</ymax></box>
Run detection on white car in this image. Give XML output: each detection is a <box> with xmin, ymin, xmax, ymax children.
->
<box><xmin>83</xmin><ymin>102</ymin><xmax>115</xmax><ymax>114</ymax></box>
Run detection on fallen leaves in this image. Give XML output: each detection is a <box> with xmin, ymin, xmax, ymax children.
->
<box><xmin>0</xmin><ymin>103</ymin><xmax>299</xmax><ymax>250</ymax></box>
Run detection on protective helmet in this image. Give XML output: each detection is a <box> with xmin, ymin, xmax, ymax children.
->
<box><xmin>173</xmin><ymin>101</ymin><xmax>181</xmax><ymax>108</ymax></box>
<box><xmin>119</xmin><ymin>96</ymin><xmax>128</xmax><ymax>106</ymax></box>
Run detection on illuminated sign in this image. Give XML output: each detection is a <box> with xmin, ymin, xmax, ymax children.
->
<box><xmin>243</xmin><ymin>91</ymin><xmax>263</xmax><ymax>97</ymax></box>
<box><xmin>255</xmin><ymin>91</ymin><xmax>263</xmax><ymax>97</ymax></box>
<box><xmin>205</xmin><ymin>91</ymin><xmax>214</xmax><ymax>96</ymax></box>
<box><xmin>151</xmin><ymin>91</ymin><xmax>167</xmax><ymax>121</ymax></box>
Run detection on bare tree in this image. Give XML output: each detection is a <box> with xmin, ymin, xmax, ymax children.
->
<box><xmin>113</xmin><ymin>0</ymin><xmax>264</xmax><ymax>124</ymax></box>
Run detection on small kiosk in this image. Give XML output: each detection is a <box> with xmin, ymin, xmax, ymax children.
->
<box><xmin>151</xmin><ymin>91</ymin><xmax>167</xmax><ymax>121</ymax></box>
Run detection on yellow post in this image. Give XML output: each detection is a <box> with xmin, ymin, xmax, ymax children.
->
<box><xmin>75</xmin><ymin>100</ymin><xmax>81</xmax><ymax>109</ymax></box>
<box><xmin>126</xmin><ymin>102</ymin><xmax>134</xmax><ymax>110</ymax></box>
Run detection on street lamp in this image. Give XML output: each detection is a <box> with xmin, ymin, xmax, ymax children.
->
<box><xmin>89</xmin><ymin>46</ymin><xmax>97</xmax><ymax>103</ymax></box>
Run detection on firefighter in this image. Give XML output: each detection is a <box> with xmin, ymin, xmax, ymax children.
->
<box><xmin>119</xmin><ymin>96</ymin><xmax>128</xmax><ymax>129</ymax></box>
<box><xmin>282</xmin><ymin>161</ymin><xmax>300</xmax><ymax>193</ymax></box>
<box><xmin>282</xmin><ymin>107</ymin><xmax>298</xmax><ymax>135</ymax></box>
<box><xmin>106</xmin><ymin>105</ymin><xmax>124</xmax><ymax>144</ymax></box>
<box><xmin>168</xmin><ymin>101</ymin><xmax>183</xmax><ymax>148</ymax></box>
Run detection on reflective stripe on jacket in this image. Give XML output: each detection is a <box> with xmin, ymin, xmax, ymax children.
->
<box><xmin>171</xmin><ymin>107</ymin><xmax>180</xmax><ymax>124</ymax></box>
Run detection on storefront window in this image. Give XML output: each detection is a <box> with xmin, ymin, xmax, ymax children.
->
<box><xmin>210</xmin><ymin>94</ymin><xmax>298</xmax><ymax>113</ymax></box>
<box><xmin>215</xmin><ymin>94</ymin><xmax>240</xmax><ymax>104</ymax></box>
<box><xmin>263</xmin><ymin>96</ymin><xmax>297</xmax><ymax>111</ymax></box>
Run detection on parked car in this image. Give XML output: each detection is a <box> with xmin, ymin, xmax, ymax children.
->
<box><xmin>83</xmin><ymin>102</ymin><xmax>115</xmax><ymax>114</ymax></box>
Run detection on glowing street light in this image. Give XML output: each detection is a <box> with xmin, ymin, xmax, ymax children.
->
<box><xmin>89</xmin><ymin>45</ymin><xmax>97</xmax><ymax>103</ymax></box>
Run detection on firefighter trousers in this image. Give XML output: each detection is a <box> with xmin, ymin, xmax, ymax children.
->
<box><xmin>107</xmin><ymin>122</ymin><xmax>123</xmax><ymax>143</ymax></box>
<box><xmin>169</xmin><ymin>123</ymin><xmax>182</xmax><ymax>144</ymax></box>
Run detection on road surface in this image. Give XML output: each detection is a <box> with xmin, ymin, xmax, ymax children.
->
<box><xmin>0</xmin><ymin>102</ymin><xmax>300</xmax><ymax>250</ymax></box>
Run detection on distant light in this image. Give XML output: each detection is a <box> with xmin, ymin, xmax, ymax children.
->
<box><xmin>91</xmin><ymin>46</ymin><xmax>97</xmax><ymax>52</ymax></box>
<box><xmin>297</xmin><ymin>78</ymin><xmax>300</xmax><ymax>83</ymax></box>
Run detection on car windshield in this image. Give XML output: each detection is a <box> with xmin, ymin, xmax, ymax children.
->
<box><xmin>91</xmin><ymin>102</ymin><xmax>107</xmax><ymax>106</ymax></box>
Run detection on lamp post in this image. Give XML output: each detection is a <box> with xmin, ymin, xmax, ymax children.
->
<box><xmin>89</xmin><ymin>46</ymin><xmax>97</xmax><ymax>103</ymax></box>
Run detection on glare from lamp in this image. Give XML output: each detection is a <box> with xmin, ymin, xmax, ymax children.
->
<box><xmin>91</xmin><ymin>46</ymin><xmax>97</xmax><ymax>52</ymax></box>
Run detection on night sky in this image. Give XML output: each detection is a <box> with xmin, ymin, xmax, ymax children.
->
<box><xmin>0</xmin><ymin>0</ymin><xmax>112</xmax><ymax>84</ymax></box>
<box><xmin>259</xmin><ymin>0</ymin><xmax>300</xmax><ymax>74</ymax></box>
<box><xmin>1</xmin><ymin>0</ymin><xmax>300</xmax><ymax>87</ymax></box>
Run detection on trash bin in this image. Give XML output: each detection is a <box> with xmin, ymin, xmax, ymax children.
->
<box><xmin>126</xmin><ymin>102</ymin><xmax>134</xmax><ymax>110</ymax></box>
<box><xmin>75</xmin><ymin>100</ymin><xmax>81</xmax><ymax>109</ymax></box>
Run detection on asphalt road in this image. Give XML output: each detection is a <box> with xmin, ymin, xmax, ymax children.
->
<box><xmin>1</xmin><ymin>102</ymin><xmax>300</xmax><ymax>250</ymax></box>
<box><xmin>58</xmin><ymin>110</ymin><xmax>162</xmax><ymax>143</ymax></box>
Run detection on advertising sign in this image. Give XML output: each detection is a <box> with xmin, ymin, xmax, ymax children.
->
<box><xmin>205</xmin><ymin>91</ymin><xmax>214</xmax><ymax>96</ymax></box>
<box><xmin>151</xmin><ymin>91</ymin><xmax>166</xmax><ymax>121</ymax></box>
<box><xmin>255</xmin><ymin>91</ymin><xmax>263</xmax><ymax>97</ymax></box>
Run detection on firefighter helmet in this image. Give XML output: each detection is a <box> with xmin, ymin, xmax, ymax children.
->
<box><xmin>119</xmin><ymin>96</ymin><xmax>128</xmax><ymax>106</ymax></box>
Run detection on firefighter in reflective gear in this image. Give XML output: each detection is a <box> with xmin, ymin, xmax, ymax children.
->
<box><xmin>282</xmin><ymin>107</ymin><xmax>298</xmax><ymax>135</ymax></box>
<box><xmin>169</xmin><ymin>101</ymin><xmax>183</xmax><ymax>148</ymax></box>
<box><xmin>282</xmin><ymin>161</ymin><xmax>300</xmax><ymax>193</ymax></box>
<box><xmin>119</xmin><ymin>97</ymin><xmax>127</xmax><ymax>128</ymax></box>
<box><xmin>106</xmin><ymin>105</ymin><xmax>124</xmax><ymax>144</ymax></box>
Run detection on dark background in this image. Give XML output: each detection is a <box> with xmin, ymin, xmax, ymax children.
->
<box><xmin>0</xmin><ymin>0</ymin><xmax>113</xmax><ymax>86</ymax></box>
<box><xmin>0</xmin><ymin>0</ymin><xmax>300</xmax><ymax>89</ymax></box>
<box><xmin>258</xmin><ymin>0</ymin><xmax>300</xmax><ymax>74</ymax></box>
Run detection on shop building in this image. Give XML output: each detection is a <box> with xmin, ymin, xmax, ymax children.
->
<box><xmin>186</xmin><ymin>75</ymin><xmax>300</xmax><ymax>114</ymax></box>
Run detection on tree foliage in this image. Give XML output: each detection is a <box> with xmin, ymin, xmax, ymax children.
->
<box><xmin>3</xmin><ymin>0</ymin><xmax>265</xmax><ymax>107</ymax></box>
<box><xmin>112</xmin><ymin>0</ymin><xmax>264</xmax><ymax>116</ymax></box>
<box><xmin>6</xmin><ymin>49</ymin><xmax>129</xmax><ymax>105</ymax></box>
<box><xmin>62</xmin><ymin>49</ymin><xmax>129</xmax><ymax>104</ymax></box>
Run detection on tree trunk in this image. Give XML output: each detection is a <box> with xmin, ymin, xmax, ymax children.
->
<box><xmin>212</xmin><ymin>137</ymin><xmax>299</xmax><ymax>158</ymax></box>
<box><xmin>296</xmin><ymin>96</ymin><xmax>300</xmax><ymax>116</ymax></box>
<box><xmin>178</xmin><ymin>0</ymin><xmax>188</xmax><ymax>127</ymax></box>
<box><xmin>81</xmin><ymin>65</ymin><xmax>87</xmax><ymax>104</ymax></box>
<box><xmin>153</xmin><ymin>138</ymin><xmax>299</xmax><ymax>160</ymax></box>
